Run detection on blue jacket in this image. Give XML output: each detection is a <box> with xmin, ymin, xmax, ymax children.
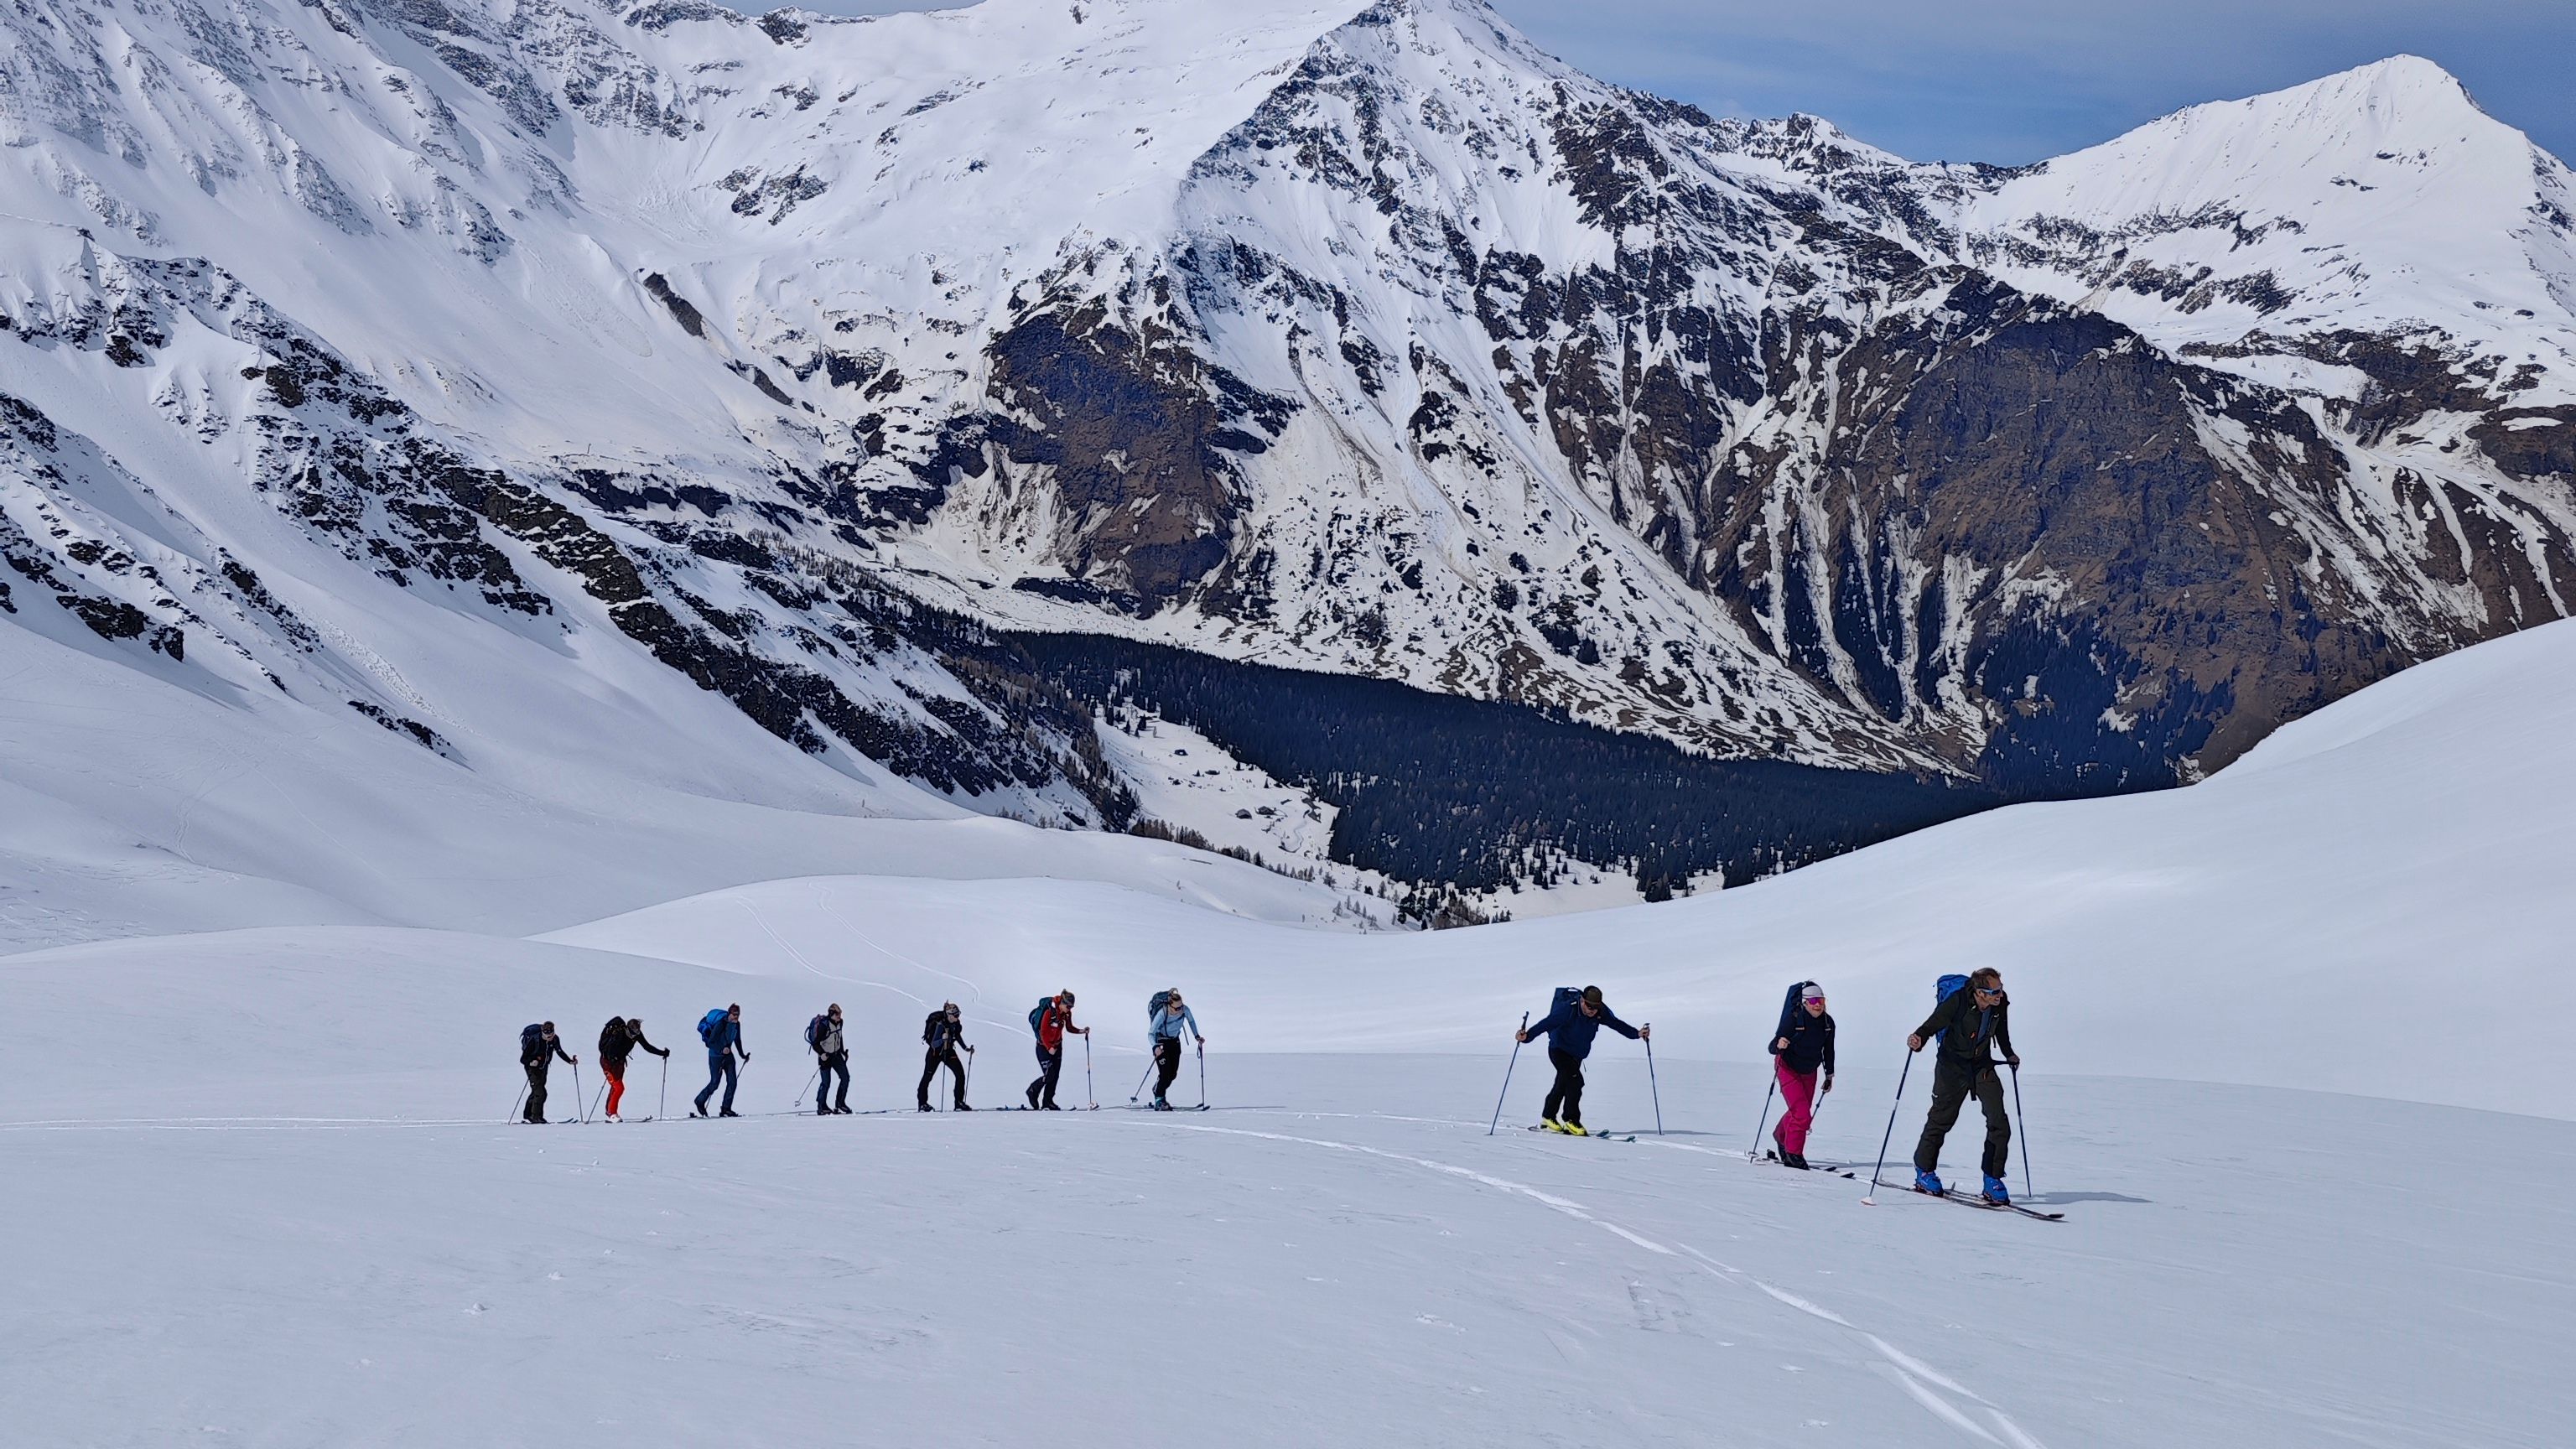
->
<box><xmin>705</xmin><ymin>1016</ymin><xmax>743</xmax><ymax>1056</ymax></box>
<box><xmin>1150</xmin><ymin>1004</ymin><xmax>1200</xmax><ymax>1044</ymax></box>
<box><xmin>1525</xmin><ymin>1000</ymin><xmax>1639</xmax><ymax>1061</ymax></box>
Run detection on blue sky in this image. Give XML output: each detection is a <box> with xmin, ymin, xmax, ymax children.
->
<box><xmin>795</xmin><ymin>0</ymin><xmax>2573</xmax><ymax>165</ymax></box>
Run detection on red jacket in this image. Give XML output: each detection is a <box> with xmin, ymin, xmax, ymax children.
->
<box><xmin>1037</xmin><ymin>1001</ymin><xmax>1078</xmax><ymax>1051</ymax></box>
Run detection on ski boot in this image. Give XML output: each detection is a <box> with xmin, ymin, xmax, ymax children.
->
<box><xmin>917</xmin><ymin>1102</ymin><xmax>935</xmax><ymax>1113</ymax></box>
<box><xmin>1538</xmin><ymin>1117</ymin><xmax>1563</xmax><ymax>1133</ymax></box>
<box><xmin>719</xmin><ymin>1108</ymin><xmax>740</xmax><ymax>1119</ymax></box>
<box><xmin>955</xmin><ymin>1103</ymin><xmax>974</xmax><ymax>1112</ymax></box>
<box><xmin>1151</xmin><ymin>1097</ymin><xmax>1172</xmax><ymax>1112</ymax></box>
<box><xmin>1781</xmin><ymin>1151</ymin><xmax>1810</xmax><ymax>1171</ymax></box>
<box><xmin>1914</xmin><ymin>1169</ymin><xmax>1944</xmax><ymax>1195</ymax></box>
<box><xmin>1561</xmin><ymin>1121</ymin><xmax>1588</xmax><ymax>1136</ymax></box>
<box><xmin>1981</xmin><ymin>1175</ymin><xmax>2011</xmax><ymax>1206</ymax></box>
<box><xmin>690</xmin><ymin>1106</ymin><xmax>708</xmax><ymax>1119</ymax></box>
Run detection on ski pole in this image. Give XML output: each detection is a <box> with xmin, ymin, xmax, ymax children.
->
<box><xmin>588</xmin><ymin>1077</ymin><xmax>606</xmax><ymax>1122</ymax></box>
<box><xmin>1488</xmin><ymin>1012</ymin><xmax>1529</xmax><ymax>1135</ymax></box>
<box><xmin>573</xmin><ymin>1059</ymin><xmax>588</xmax><ymax>1124</ymax></box>
<box><xmin>1083</xmin><ymin>1035</ymin><xmax>1094</xmax><ymax>1109</ymax></box>
<box><xmin>962</xmin><ymin>1047</ymin><xmax>974</xmax><ymax>1109</ymax></box>
<box><xmin>1130</xmin><ymin>1057</ymin><xmax>1154</xmax><ymax>1104</ymax></box>
<box><xmin>1644</xmin><ymin>1026</ymin><xmax>1663</xmax><ymax>1135</ymax></box>
<box><xmin>2010</xmin><ymin>1063</ymin><xmax>2034</xmax><ymax>1201</ymax></box>
<box><xmin>1748</xmin><ymin>1072</ymin><xmax>1778</xmax><ymax>1160</ymax></box>
<box><xmin>1860</xmin><ymin>1047</ymin><xmax>1917</xmax><ymax>1205</ymax></box>
<box><xmin>657</xmin><ymin>1054</ymin><xmax>668</xmax><ymax>1119</ymax></box>
<box><xmin>795</xmin><ymin>1063</ymin><xmax>819</xmax><ymax>1111</ymax></box>
<box><xmin>508</xmin><ymin>1082</ymin><xmax>527</xmax><ymax>1124</ymax></box>
<box><xmin>1197</xmin><ymin>1041</ymin><xmax>1207</xmax><ymax>1109</ymax></box>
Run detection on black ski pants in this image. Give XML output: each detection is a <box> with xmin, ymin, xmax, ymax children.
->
<box><xmin>1540</xmin><ymin>1048</ymin><xmax>1586</xmax><ymax>1126</ymax></box>
<box><xmin>522</xmin><ymin>1062</ymin><xmax>550</xmax><ymax>1123</ymax></box>
<box><xmin>1028</xmin><ymin>1043</ymin><xmax>1064</xmax><ymax>1107</ymax></box>
<box><xmin>1153</xmin><ymin>1036</ymin><xmax>1185</xmax><ymax>1102</ymax></box>
<box><xmin>918</xmin><ymin>1046</ymin><xmax>965</xmax><ymax>1107</ymax></box>
<box><xmin>1914</xmin><ymin>1058</ymin><xmax>2012</xmax><ymax>1178</ymax></box>
<box><xmin>817</xmin><ymin>1050</ymin><xmax>850</xmax><ymax>1113</ymax></box>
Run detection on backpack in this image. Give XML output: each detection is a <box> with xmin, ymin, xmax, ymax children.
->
<box><xmin>922</xmin><ymin>1010</ymin><xmax>945</xmax><ymax>1047</ymax></box>
<box><xmin>807</xmin><ymin>1014</ymin><xmax>829</xmax><ymax>1052</ymax></box>
<box><xmin>699</xmin><ymin>1008</ymin><xmax>730</xmax><ymax>1046</ymax></box>
<box><xmin>1149</xmin><ymin>989</ymin><xmax>1173</xmax><ymax>1025</ymax></box>
<box><xmin>599</xmin><ymin>1018</ymin><xmax>630</xmax><ymax>1057</ymax></box>
<box><xmin>1774</xmin><ymin>981</ymin><xmax>1816</xmax><ymax>1042</ymax></box>
<box><xmin>1029</xmin><ymin>997</ymin><xmax>1053</xmax><ymax>1038</ymax></box>
<box><xmin>1933</xmin><ymin>974</ymin><xmax>1971</xmax><ymax>1048</ymax></box>
<box><xmin>521</xmin><ymin>1023</ymin><xmax>546</xmax><ymax>1061</ymax></box>
<box><xmin>1550</xmin><ymin>985</ymin><xmax>1581</xmax><ymax>1020</ymax></box>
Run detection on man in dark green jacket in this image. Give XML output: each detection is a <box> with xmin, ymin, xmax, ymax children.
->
<box><xmin>1906</xmin><ymin>968</ymin><xmax>2019</xmax><ymax>1202</ymax></box>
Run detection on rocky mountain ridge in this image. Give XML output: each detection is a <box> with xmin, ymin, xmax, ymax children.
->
<box><xmin>3</xmin><ymin>0</ymin><xmax>2570</xmax><ymax>890</ymax></box>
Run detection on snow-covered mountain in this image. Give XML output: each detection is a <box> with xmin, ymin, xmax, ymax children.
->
<box><xmin>4</xmin><ymin>0</ymin><xmax>2573</xmax><ymax>880</ymax></box>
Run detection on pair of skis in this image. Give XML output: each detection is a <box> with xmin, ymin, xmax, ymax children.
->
<box><xmin>1525</xmin><ymin>1124</ymin><xmax>1636</xmax><ymax>1142</ymax></box>
<box><xmin>1867</xmin><ymin>1176</ymin><xmax>2065</xmax><ymax>1221</ymax></box>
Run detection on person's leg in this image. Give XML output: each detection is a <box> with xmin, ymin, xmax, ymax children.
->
<box><xmin>1914</xmin><ymin>1060</ymin><xmax>1969</xmax><ymax>1174</ymax></box>
<box><xmin>1028</xmin><ymin>1043</ymin><xmax>1047</xmax><ymax>1107</ymax></box>
<box><xmin>830</xmin><ymin>1052</ymin><xmax>851</xmax><ymax>1112</ymax></box>
<box><xmin>1975</xmin><ymin>1067</ymin><xmax>2012</xmax><ymax>1179</ymax></box>
<box><xmin>1042</xmin><ymin>1047</ymin><xmax>1067</xmax><ymax>1107</ymax></box>
<box><xmin>718</xmin><ymin>1053</ymin><xmax>740</xmax><ymax>1114</ymax></box>
<box><xmin>1540</xmin><ymin>1048</ymin><xmax>1575</xmax><ymax>1121</ymax></box>
<box><xmin>604</xmin><ymin>1063</ymin><xmax>625</xmax><ymax>1119</ymax></box>
<box><xmin>917</xmin><ymin>1049</ymin><xmax>941</xmax><ymax>1109</ymax></box>
<box><xmin>1562</xmin><ymin>1058</ymin><xmax>1587</xmax><ymax>1127</ymax></box>
<box><xmin>696</xmin><ymin>1051</ymin><xmax>722</xmax><ymax>1111</ymax></box>
<box><xmin>524</xmin><ymin>1064</ymin><xmax>547</xmax><ymax>1122</ymax></box>
<box><xmin>1153</xmin><ymin>1039</ymin><xmax>1181</xmax><ymax>1102</ymax></box>
<box><xmin>1776</xmin><ymin>1060</ymin><xmax>1815</xmax><ymax>1156</ymax></box>
<box><xmin>946</xmin><ymin>1050</ymin><xmax>968</xmax><ymax>1108</ymax></box>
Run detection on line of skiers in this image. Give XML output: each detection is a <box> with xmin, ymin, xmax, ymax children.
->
<box><xmin>1510</xmin><ymin>970</ymin><xmax>2021</xmax><ymax>1205</ymax></box>
<box><xmin>515</xmin><ymin>988</ymin><xmax>1213</xmax><ymax>1122</ymax></box>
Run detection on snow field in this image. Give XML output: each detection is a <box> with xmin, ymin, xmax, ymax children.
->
<box><xmin>3</xmin><ymin>922</ymin><xmax>2568</xmax><ymax>1449</ymax></box>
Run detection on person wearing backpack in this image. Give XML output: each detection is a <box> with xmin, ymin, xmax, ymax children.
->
<box><xmin>1514</xmin><ymin>985</ymin><xmax>1646</xmax><ymax>1135</ymax></box>
<box><xmin>518</xmin><ymin>1022</ymin><xmax>577</xmax><ymax>1124</ymax></box>
<box><xmin>1025</xmin><ymin>991</ymin><xmax>1086</xmax><ymax>1109</ymax></box>
<box><xmin>917</xmin><ymin>1002</ymin><xmax>974</xmax><ymax>1111</ymax></box>
<box><xmin>693</xmin><ymin>1003</ymin><xmax>749</xmax><ymax>1119</ymax></box>
<box><xmin>597</xmin><ymin>1017</ymin><xmax>669</xmax><ymax>1122</ymax></box>
<box><xmin>1907</xmin><ymin>968</ymin><xmax>2021</xmax><ymax>1203</ymax></box>
<box><xmin>808</xmin><ymin>1005</ymin><xmax>850</xmax><ymax>1116</ymax></box>
<box><xmin>1767</xmin><ymin>982</ymin><xmax>1835</xmax><ymax>1168</ymax></box>
<box><xmin>1146</xmin><ymin>988</ymin><xmax>1206</xmax><ymax>1111</ymax></box>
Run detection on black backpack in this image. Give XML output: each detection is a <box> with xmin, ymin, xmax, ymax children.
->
<box><xmin>599</xmin><ymin>1018</ymin><xmax>631</xmax><ymax>1057</ymax></box>
<box><xmin>806</xmin><ymin>1014</ymin><xmax>829</xmax><ymax>1052</ymax></box>
<box><xmin>1774</xmin><ymin>981</ymin><xmax>1817</xmax><ymax>1042</ymax></box>
<box><xmin>520</xmin><ymin>1023</ymin><xmax>546</xmax><ymax>1062</ymax></box>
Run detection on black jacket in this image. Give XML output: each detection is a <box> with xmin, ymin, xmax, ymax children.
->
<box><xmin>599</xmin><ymin>1020</ymin><xmax>666</xmax><ymax>1069</ymax></box>
<box><xmin>1772</xmin><ymin>1010</ymin><xmax>1836</xmax><ymax>1075</ymax></box>
<box><xmin>521</xmin><ymin>1031</ymin><xmax>574</xmax><ymax>1070</ymax></box>
<box><xmin>1916</xmin><ymin>989</ymin><xmax>2015</xmax><ymax>1069</ymax></box>
<box><xmin>923</xmin><ymin>1011</ymin><xmax>968</xmax><ymax>1052</ymax></box>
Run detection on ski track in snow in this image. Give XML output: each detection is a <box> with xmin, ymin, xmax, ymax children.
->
<box><xmin>1150</xmin><ymin>1117</ymin><xmax>2044</xmax><ymax>1447</ymax></box>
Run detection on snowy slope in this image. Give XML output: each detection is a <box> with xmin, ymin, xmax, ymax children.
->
<box><xmin>543</xmin><ymin>615</ymin><xmax>2576</xmax><ymax>1119</ymax></box>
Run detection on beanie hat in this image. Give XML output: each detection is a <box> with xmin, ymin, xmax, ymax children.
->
<box><xmin>1580</xmin><ymin>985</ymin><xmax>1603</xmax><ymax>1008</ymax></box>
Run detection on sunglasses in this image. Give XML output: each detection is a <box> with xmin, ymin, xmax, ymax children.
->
<box><xmin>1975</xmin><ymin>984</ymin><xmax>2004</xmax><ymax>997</ymax></box>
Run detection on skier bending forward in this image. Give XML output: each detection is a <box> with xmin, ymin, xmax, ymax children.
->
<box><xmin>1517</xmin><ymin>985</ymin><xmax>1646</xmax><ymax>1135</ymax></box>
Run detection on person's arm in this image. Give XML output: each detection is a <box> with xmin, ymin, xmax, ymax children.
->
<box><xmin>1995</xmin><ymin>1002</ymin><xmax>2018</xmax><ymax>1067</ymax></box>
<box><xmin>554</xmin><ymin>1041</ymin><xmax>577</xmax><ymax>1065</ymax></box>
<box><xmin>1820</xmin><ymin>1019</ymin><xmax>1836</xmax><ymax>1077</ymax></box>
<box><xmin>1519</xmin><ymin>1008</ymin><xmax>1556</xmax><ymax>1043</ymax></box>
<box><xmin>1185</xmin><ymin>1007</ymin><xmax>1203</xmax><ymax>1045</ymax></box>
<box><xmin>1909</xmin><ymin>992</ymin><xmax>1961</xmax><ymax>1049</ymax></box>
<box><xmin>637</xmin><ymin>1031</ymin><xmax>666</xmax><ymax>1057</ymax></box>
<box><xmin>1602</xmin><ymin>1008</ymin><xmax>1641</xmax><ymax>1041</ymax></box>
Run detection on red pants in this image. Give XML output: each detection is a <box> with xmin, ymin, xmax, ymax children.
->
<box><xmin>1773</xmin><ymin>1059</ymin><xmax>1818</xmax><ymax>1155</ymax></box>
<box><xmin>603</xmin><ymin>1062</ymin><xmax>626</xmax><ymax>1118</ymax></box>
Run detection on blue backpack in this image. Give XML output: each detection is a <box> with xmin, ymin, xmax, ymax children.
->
<box><xmin>699</xmin><ymin>1008</ymin><xmax>730</xmax><ymax>1046</ymax></box>
<box><xmin>1550</xmin><ymin>985</ymin><xmax>1580</xmax><ymax>1020</ymax></box>
<box><xmin>1029</xmin><ymin>997</ymin><xmax>1053</xmax><ymax>1037</ymax></box>
<box><xmin>520</xmin><ymin>1023</ymin><xmax>545</xmax><ymax>1059</ymax></box>
<box><xmin>1933</xmin><ymin>974</ymin><xmax>1970</xmax><ymax>1047</ymax></box>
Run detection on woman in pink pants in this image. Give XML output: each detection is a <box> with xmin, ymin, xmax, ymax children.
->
<box><xmin>1768</xmin><ymin>982</ymin><xmax>1836</xmax><ymax>1168</ymax></box>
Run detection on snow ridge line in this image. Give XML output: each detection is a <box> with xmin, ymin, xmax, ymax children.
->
<box><xmin>1153</xmin><ymin>1119</ymin><xmax>2049</xmax><ymax>1448</ymax></box>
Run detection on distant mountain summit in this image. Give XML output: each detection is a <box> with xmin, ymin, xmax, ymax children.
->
<box><xmin>3</xmin><ymin>0</ymin><xmax>2571</xmax><ymax>881</ymax></box>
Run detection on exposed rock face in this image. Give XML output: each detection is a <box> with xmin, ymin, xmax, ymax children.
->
<box><xmin>3</xmin><ymin>0</ymin><xmax>2574</xmax><ymax>886</ymax></box>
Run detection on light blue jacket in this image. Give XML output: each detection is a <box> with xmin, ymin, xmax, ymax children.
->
<box><xmin>1150</xmin><ymin>1004</ymin><xmax>1200</xmax><ymax>1044</ymax></box>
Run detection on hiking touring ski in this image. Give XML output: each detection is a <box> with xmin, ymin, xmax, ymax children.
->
<box><xmin>1870</xmin><ymin>1177</ymin><xmax>2065</xmax><ymax>1221</ymax></box>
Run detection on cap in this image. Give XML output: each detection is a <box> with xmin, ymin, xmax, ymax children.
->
<box><xmin>1800</xmin><ymin>984</ymin><xmax>1826</xmax><ymax>1001</ymax></box>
